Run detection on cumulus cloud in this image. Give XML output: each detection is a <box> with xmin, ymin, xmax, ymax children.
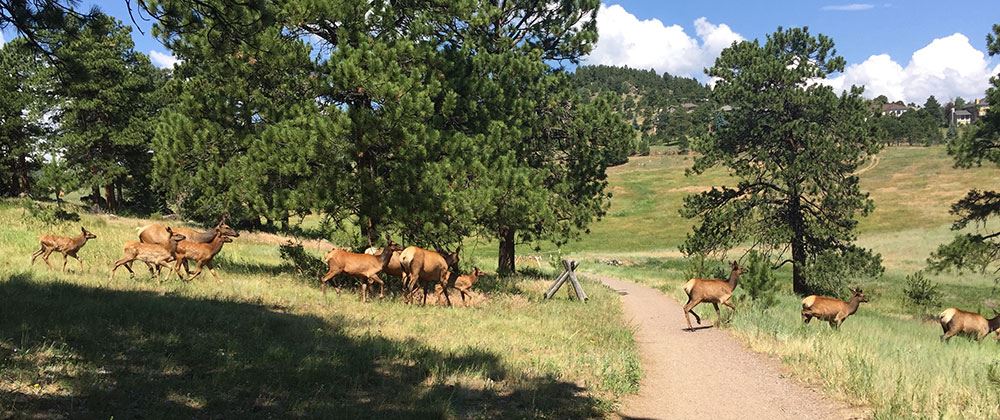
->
<box><xmin>0</xmin><ymin>31</ymin><xmax>5</xmax><ymax>48</ymax></box>
<box><xmin>824</xmin><ymin>33</ymin><xmax>1000</xmax><ymax>103</ymax></box>
<box><xmin>149</xmin><ymin>49</ymin><xmax>180</xmax><ymax>69</ymax></box>
<box><xmin>821</xmin><ymin>4</ymin><xmax>875</xmax><ymax>11</ymax></box>
<box><xmin>582</xmin><ymin>4</ymin><xmax>743</xmax><ymax>80</ymax></box>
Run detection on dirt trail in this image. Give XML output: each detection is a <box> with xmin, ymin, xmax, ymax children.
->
<box><xmin>599</xmin><ymin>276</ymin><xmax>862</xmax><ymax>420</ymax></box>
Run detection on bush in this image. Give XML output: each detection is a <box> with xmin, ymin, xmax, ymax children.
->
<box><xmin>278</xmin><ymin>241</ymin><xmax>327</xmax><ymax>281</ymax></box>
<box><xmin>903</xmin><ymin>270</ymin><xmax>941</xmax><ymax>312</ymax></box>
<box><xmin>682</xmin><ymin>253</ymin><xmax>725</xmax><ymax>282</ymax></box>
<box><xmin>738</xmin><ymin>251</ymin><xmax>779</xmax><ymax>308</ymax></box>
<box><xmin>22</xmin><ymin>200</ymin><xmax>80</xmax><ymax>225</ymax></box>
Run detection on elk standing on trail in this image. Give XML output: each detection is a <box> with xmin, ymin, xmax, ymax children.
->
<box><xmin>682</xmin><ymin>261</ymin><xmax>743</xmax><ymax>331</ymax></box>
<box><xmin>938</xmin><ymin>307</ymin><xmax>1000</xmax><ymax>342</ymax></box>
<box><xmin>399</xmin><ymin>245</ymin><xmax>460</xmax><ymax>306</ymax></box>
<box><xmin>321</xmin><ymin>237</ymin><xmax>403</xmax><ymax>302</ymax></box>
<box><xmin>801</xmin><ymin>288</ymin><xmax>868</xmax><ymax>329</ymax></box>
<box><xmin>31</xmin><ymin>227</ymin><xmax>98</xmax><ymax>273</ymax></box>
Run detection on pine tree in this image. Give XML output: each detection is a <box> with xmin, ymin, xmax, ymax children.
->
<box><xmin>0</xmin><ymin>38</ymin><xmax>51</xmax><ymax>197</ymax></box>
<box><xmin>682</xmin><ymin>27</ymin><xmax>884</xmax><ymax>295</ymax></box>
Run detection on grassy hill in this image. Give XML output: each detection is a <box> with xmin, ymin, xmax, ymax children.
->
<box><xmin>572</xmin><ymin>145</ymin><xmax>1000</xmax><ymax>418</ymax></box>
<box><xmin>0</xmin><ymin>201</ymin><xmax>638</xmax><ymax>418</ymax></box>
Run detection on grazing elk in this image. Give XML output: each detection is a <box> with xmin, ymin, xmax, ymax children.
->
<box><xmin>682</xmin><ymin>261</ymin><xmax>743</xmax><ymax>331</ymax></box>
<box><xmin>938</xmin><ymin>307</ymin><xmax>1000</xmax><ymax>342</ymax></box>
<box><xmin>31</xmin><ymin>227</ymin><xmax>98</xmax><ymax>273</ymax></box>
<box><xmin>110</xmin><ymin>228</ymin><xmax>186</xmax><ymax>281</ymax></box>
<box><xmin>138</xmin><ymin>216</ymin><xmax>238</xmax><ymax>245</ymax></box>
<box><xmin>398</xmin><ymin>245</ymin><xmax>460</xmax><ymax>306</ymax></box>
<box><xmin>801</xmin><ymin>288</ymin><xmax>869</xmax><ymax>329</ymax></box>
<box><xmin>321</xmin><ymin>237</ymin><xmax>403</xmax><ymax>302</ymax></box>
<box><xmin>173</xmin><ymin>227</ymin><xmax>234</xmax><ymax>281</ymax></box>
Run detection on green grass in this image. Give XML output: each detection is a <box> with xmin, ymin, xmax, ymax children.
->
<box><xmin>0</xmin><ymin>200</ymin><xmax>639</xmax><ymax>418</ymax></box>
<box><xmin>571</xmin><ymin>145</ymin><xmax>1000</xmax><ymax>418</ymax></box>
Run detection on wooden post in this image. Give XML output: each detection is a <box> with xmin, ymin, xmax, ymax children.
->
<box><xmin>544</xmin><ymin>259</ymin><xmax>587</xmax><ymax>301</ymax></box>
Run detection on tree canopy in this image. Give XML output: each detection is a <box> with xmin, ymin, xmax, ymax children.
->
<box><xmin>682</xmin><ymin>27</ymin><xmax>884</xmax><ymax>295</ymax></box>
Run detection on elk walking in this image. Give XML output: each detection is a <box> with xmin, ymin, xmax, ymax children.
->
<box><xmin>321</xmin><ymin>237</ymin><xmax>402</xmax><ymax>302</ymax></box>
<box><xmin>31</xmin><ymin>227</ymin><xmax>98</xmax><ymax>273</ymax></box>
<box><xmin>801</xmin><ymin>288</ymin><xmax>868</xmax><ymax>329</ymax></box>
<box><xmin>138</xmin><ymin>216</ymin><xmax>238</xmax><ymax>245</ymax></box>
<box><xmin>450</xmin><ymin>267</ymin><xmax>483</xmax><ymax>306</ymax></box>
<box><xmin>399</xmin><ymin>245</ymin><xmax>460</xmax><ymax>306</ymax></box>
<box><xmin>110</xmin><ymin>227</ymin><xmax>186</xmax><ymax>281</ymax></box>
<box><xmin>681</xmin><ymin>261</ymin><xmax>743</xmax><ymax>331</ymax></box>
<box><xmin>173</xmin><ymin>227</ymin><xmax>235</xmax><ymax>281</ymax></box>
<box><xmin>938</xmin><ymin>307</ymin><xmax>1000</xmax><ymax>342</ymax></box>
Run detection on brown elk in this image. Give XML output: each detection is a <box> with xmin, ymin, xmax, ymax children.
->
<box><xmin>398</xmin><ymin>245</ymin><xmax>460</xmax><ymax>306</ymax></box>
<box><xmin>138</xmin><ymin>216</ymin><xmax>238</xmax><ymax>245</ymax></box>
<box><xmin>682</xmin><ymin>261</ymin><xmax>743</xmax><ymax>331</ymax></box>
<box><xmin>321</xmin><ymin>237</ymin><xmax>402</xmax><ymax>302</ymax></box>
<box><xmin>31</xmin><ymin>227</ymin><xmax>98</xmax><ymax>273</ymax></box>
<box><xmin>801</xmin><ymin>288</ymin><xmax>869</xmax><ymax>329</ymax></box>
<box><xmin>450</xmin><ymin>266</ymin><xmax>483</xmax><ymax>306</ymax></box>
<box><xmin>364</xmin><ymin>246</ymin><xmax>404</xmax><ymax>278</ymax></box>
<box><xmin>938</xmin><ymin>307</ymin><xmax>1000</xmax><ymax>342</ymax></box>
<box><xmin>173</xmin><ymin>227</ymin><xmax>234</xmax><ymax>281</ymax></box>
<box><xmin>110</xmin><ymin>228</ymin><xmax>186</xmax><ymax>281</ymax></box>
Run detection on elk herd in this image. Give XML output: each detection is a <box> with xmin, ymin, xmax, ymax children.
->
<box><xmin>27</xmin><ymin>224</ymin><xmax>1000</xmax><ymax>337</ymax></box>
<box><xmin>30</xmin><ymin>222</ymin><xmax>482</xmax><ymax>307</ymax></box>
<box><xmin>682</xmin><ymin>261</ymin><xmax>1000</xmax><ymax>342</ymax></box>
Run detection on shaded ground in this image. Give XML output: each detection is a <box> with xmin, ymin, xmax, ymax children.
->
<box><xmin>599</xmin><ymin>276</ymin><xmax>864</xmax><ymax>420</ymax></box>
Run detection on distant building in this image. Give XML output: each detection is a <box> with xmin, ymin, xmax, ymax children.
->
<box><xmin>967</xmin><ymin>98</ymin><xmax>990</xmax><ymax>121</ymax></box>
<box><xmin>881</xmin><ymin>103</ymin><xmax>910</xmax><ymax>117</ymax></box>
<box><xmin>953</xmin><ymin>109</ymin><xmax>973</xmax><ymax>125</ymax></box>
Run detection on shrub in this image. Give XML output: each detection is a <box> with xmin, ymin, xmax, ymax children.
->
<box><xmin>22</xmin><ymin>200</ymin><xmax>80</xmax><ymax>225</ymax></box>
<box><xmin>278</xmin><ymin>241</ymin><xmax>327</xmax><ymax>280</ymax></box>
<box><xmin>682</xmin><ymin>253</ymin><xmax>725</xmax><ymax>282</ymax></box>
<box><xmin>903</xmin><ymin>270</ymin><xmax>941</xmax><ymax>312</ymax></box>
<box><xmin>738</xmin><ymin>251</ymin><xmax>779</xmax><ymax>308</ymax></box>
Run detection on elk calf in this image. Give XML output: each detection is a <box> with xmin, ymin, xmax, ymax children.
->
<box><xmin>682</xmin><ymin>261</ymin><xmax>743</xmax><ymax>331</ymax></box>
<box><xmin>321</xmin><ymin>237</ymin><xmax>402</xmax><ymax>302</ymax></box>
<box><xmin>938</xmin><ymin>308</ymin><xmax>1000</xmax><ymax>342</ymax></box>
<box><xmin>174</xmin><ymin>228</ymin><xmax>235</xmax><ymax>281</ymax></box>
<box><xmin>31</xmin><ymin>227</ymin><xmax>98</xmax><ymax>273</ymax></box>
<box><xmin>451</xmin><ymin>267</ymin><xmax>483</xmax><ymax>306</ymax></box>
<box><xmin>801</xmin><ymin>288</ymin><xmax>868</xmax><ymax>329</ymax></box>
<box><xmin>110</xmin><ymin>228</ymin><xmax>186</xmax><ymax>281</ymax></box>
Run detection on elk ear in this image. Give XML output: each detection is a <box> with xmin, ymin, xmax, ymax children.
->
<box><xmin>81</xmin><ymin>226</ymin><xmax>86</xmax><ymax>233</ymax></box>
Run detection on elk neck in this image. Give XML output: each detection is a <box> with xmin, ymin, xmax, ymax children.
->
<box><xmin>847</xmin><ymin>295</ymin><xmax>863</xmax><ymax>315</ymax></box>
<box><xmin>988</xmin><ymin>314</ymin><xmax>1000</xmax><ymax>333</ymax></box>
<box><xmin>378</xmin><ymin>248</ymin><xmax>394</xmax><ymax>268</ymax></box>
<box><xmin>193</xmin><ymin>228</ymin><xmax>218</xmax><ymax>243</ymax></box>
<box><xmin>72</xmin><ymin>233</ymin><xmax>90</xmax><ymax>249</ymax></box>
<box><xmin>726</xmin><ymin>269</ymin><xmax>740</xmax><ymax>291</ymax></box>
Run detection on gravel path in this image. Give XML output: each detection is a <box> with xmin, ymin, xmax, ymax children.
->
<box><xmin>599</xmin><ymin>276</ymin><xmax>863</xmax><ymax>420</ymax></box>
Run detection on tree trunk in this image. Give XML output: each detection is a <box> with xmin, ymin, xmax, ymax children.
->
<box><xmin>16</xmin><ymin>155</ymin><xmax>30</xmax><ymax>195</ymax></box>
<box><xmin>105</xmin><ymin>183</ymin><xmax>117</xmax><ymax>212</ymax></box>
<box><xmin>789</xmin><ymin>194</ymin><xmax>809</xmax><ymax>295</ymax></box>
<box><xmin>497</xmin><ymin>227</ymin><xmax>515</xmax><ymax>276</ymax></box>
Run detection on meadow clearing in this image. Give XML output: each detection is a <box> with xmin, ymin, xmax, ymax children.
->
<box><xmin>0</xmin><ymin>200</ymin><xmax>638</xmax><ymax>418</ymax></box>
<box><xmin>575</xmin><ymin>145</ymin><xmax>1000</xmax><ymax>418</ymax></box>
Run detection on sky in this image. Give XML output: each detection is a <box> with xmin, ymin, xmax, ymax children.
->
<box><xmin>2</xmin><ymin>1</ymin><xmax>999</xmax><ymax>104</ymax></box>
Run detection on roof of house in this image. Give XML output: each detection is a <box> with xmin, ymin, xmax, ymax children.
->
<box><xmin>882</xmin><ymin>103</ymin><xmax>909</xmax><ymax>112</ymax></box>
<box><xmin>954</xmin><ymin>109</ymin><xmax>973</xmax><ymax>117</ymax></box>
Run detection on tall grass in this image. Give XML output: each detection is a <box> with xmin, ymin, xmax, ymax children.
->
<box><xmin>0</xmin><ymin>200</ymin><xmax>639</xmax><ymax>418</ymax></box>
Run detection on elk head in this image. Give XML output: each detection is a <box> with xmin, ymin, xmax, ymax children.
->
<box><xmin>81</xmin><ymin>227</ymin><xmax>97</xmax><ymax>239</ymax></box>
<box><xmin>850</xmin><ymin>287</ymin><xmax>869</xmax><ymax>303</ymax></box>
<box><xmin>215</xmin><ymin>214</ymin><xmax>239</xmax><ymax>237</ymax></box>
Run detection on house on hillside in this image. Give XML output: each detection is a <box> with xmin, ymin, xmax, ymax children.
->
<box><xmin>966</xmin><ymin>98</ymin><xmax>990</xmax><ymax>122</ymax></box>
<box><xmin>881</xmin><ymin>103</ymin><xmax>910</xmax><ymax>117</ymax></box>
<box><xmin>680</xmin><ymin>102</ymin><xmax>698</xmax><ymax>113</ymax></box>
<box><xmin>953</xmin><ymin>109</ymin><xmax>973</xmax><ymax>125</ymax></box>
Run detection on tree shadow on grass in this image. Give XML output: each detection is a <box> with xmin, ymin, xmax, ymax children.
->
<box><xmin>0</xmin><ymin>273</ymin><xmax>605</xmax><ymax>418</ymax></box>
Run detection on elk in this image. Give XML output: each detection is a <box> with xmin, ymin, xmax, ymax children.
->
<box><xmin>398</xmin><ymin>245</ymin><xmax>460</xmax><ymax>306</ymax></box>
<box><xmin>138</xmin><ymin>216</ymin><xmax>238</xmax><ymax>245</ymax></box>
<box><xmin>321</xmin><ymin>237</ymin><xmax>402</xmax><ymax>302</ymax></box>
<box><xmin>364</xmin><ymin>246</ymin><xmax>404</xmax><ymax>278</ymax></box>
<box><xmin>110</xmin><ymin>228</ymin><xmax>186</xmax><ymax>281</ymax></box>
<box><xmin>450</xmin><ymin>266</ymin><xmax>483</xmax><ymax>306</ymax></box>
<box><xmin>682</xmin><ymin>261</ymin><xmax>743</xmax><ymax>331</ymax></box>
<box><xmin>31</xmin><ymin>227</ymin><xmax>98</xmax><ymax>273</ymax></box>
<box><xmin>938</xmin><ymin>307</ymin><xmax>1000</xmax><ymax>342</ymax></box>
<box><xmin>801</xmin><ymin>288</ymin><xmax>869</xmax><ymax>329</ymax></box>
<box><xmin>173</xmin><ymin>227</ymin><xmax>235</xmax><ymax>281</ymax></box>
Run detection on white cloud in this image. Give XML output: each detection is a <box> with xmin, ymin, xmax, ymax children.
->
<box><xmin>0</xmin><ymin>32</ymin><xmax>5</xmax><ymax>48</ymax></box>
<box><xmin>821</xmin><ymin>4</ymin><xmax>875</xmax><ymax>11</ymax></box>
<box><xmin>824</xmin><ymin>33</ymin><xmax>1000</xmax><ymax>103</ymax></box>
<box><xmin>149</xmin><ymin>49</ymin><xmax>180</xmax><ymax>69</ymax></box>
<box><xmin>582</xmin><ymin>4</ymin><xmax>743</xmax><ymax>80</ymax></box>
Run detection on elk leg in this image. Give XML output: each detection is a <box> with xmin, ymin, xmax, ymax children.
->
<box><xmin>802</xmin><ymin>312</ymin><xmax>813</xmax><ymax>324</ymax></box>
<box><xmin>110</xmin><ymin>258</ymin><xmax>134</xmax><ymax>280</ymax></box>
<box><xmin>30</xmin><ymin>245</ymin><xmax>44</xmax><ymax>265</ymax></box>
<box><xmin>320</xmin><ymin>268</ymin><xmax>339</xmax><ymax>293</ymax></box>
<box><xmin>359</xmin><ymin>281</ymin><xmax>368</xmax><ymax>303</ymax></box>
<box><xmin>61</xmin><ymin>253</ymin><xmax>69</xmax><ymax>273</ymax></box>
<box><xmin>369</xmin><ymin>275</ymin><xmax>385</xmax><ymax>299</ymax></box>
<box><xmin>41</xmin><ymin>248</ymin><xmax>54</xmax><ymax>269</ymax></box>
<box><xmin>722</xmin><ymin>300</ymin><xmax>736</xmax><ymax>311</ymax></box>
<box><xmin>941</xmin><ymin>330</ymin><xmax>957</xmax><ymax>342</ymax></box>
<box><xmin>682</xmin><ymin>298</ymin><xmax>702</xmax><ymax>330</ymax></box>
<box><xmin>712</xmin><ymin>303</ymin><xmax>721</xmax><ymax>324</ymax></box>
<box><xmin>460</xmin><ymin>289</ymin><xmax>468</xmax><ymax>306</ymax></box>
<box><xmin>71</xmin><ymin>254</ymin><xmax>84</xmax><ymax>272</ymax></box>
<box><xmin>439</xmin><ymin>281</ymin><xmax>453</xmax><ymax>307</ymax></box>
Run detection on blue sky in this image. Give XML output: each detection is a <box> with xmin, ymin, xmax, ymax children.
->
<box><xmin>2</xmin><ymin>1</ymin><xmax>998</xmax><ymax>103</ymax></box>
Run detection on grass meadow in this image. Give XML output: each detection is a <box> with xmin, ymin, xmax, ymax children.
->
<box><xmin>0</xmin><ymin>200</ymin><xmax>639</xmax><ymax>418</ymax></box>
<box><xmin>575</xmin><ymin>146</ymin><xmax>1000</xmax><ymax>418</ymax></box>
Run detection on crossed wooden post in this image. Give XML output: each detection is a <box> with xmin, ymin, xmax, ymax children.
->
<box><xmin>544</xmin><ymin>259</ymin><xmax>588</xmax><ymax>301</ymax></box>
